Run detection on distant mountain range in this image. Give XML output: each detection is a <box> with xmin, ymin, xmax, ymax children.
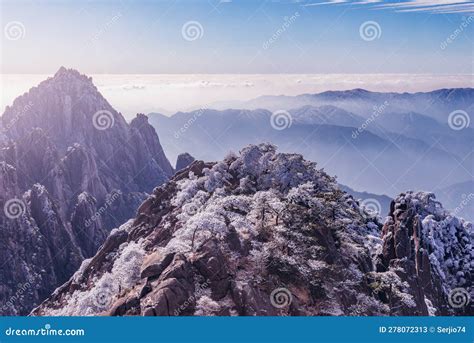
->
<box><xmin>338</xmin><ymin>184</ymin><xmax>392</xmax><ymax>218</ymax></box>
<box><xmin>210</xmin><ymin>88</ymin><xmax>474</xmax><ymax>128</ymax></box>
<box><xmin>149</xmin><ymin>100</ymin><xmax>472</xmax><ymax>200</ymax></box>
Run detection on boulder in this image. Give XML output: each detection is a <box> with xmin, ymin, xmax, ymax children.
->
<box><xmin>193</xmin><ymin>240</ymin><xmax>230</xmax><ymax>300</ymax></box>
<box><xmin>140</xmin><ymin>252</ymin><xmax>175</xmax><ymax>279</ymax></box>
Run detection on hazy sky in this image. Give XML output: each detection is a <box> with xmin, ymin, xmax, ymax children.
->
<box><xmin>1</xmin><ymin>0</ymin><xmax>473</xmax><ymax>74</ymax></box>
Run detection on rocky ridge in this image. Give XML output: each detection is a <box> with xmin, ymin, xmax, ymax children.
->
<box><xmin>32</xmin><ymin>144</ymin><xmax>473</xmax><ymax>316</ymax></box>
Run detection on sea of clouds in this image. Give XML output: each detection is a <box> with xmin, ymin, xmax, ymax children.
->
<box><xmin>1</xmin><ymin>73</ymin><xmax>473</xmax><ymax>120</ymax></box>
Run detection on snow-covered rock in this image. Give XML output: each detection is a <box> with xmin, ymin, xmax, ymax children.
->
<box><xmin>380</xmin><ymin>191</ymin><xmax>472</xmax><ymax>315</ymax></box>
<box><xmin>30</xmin><ymin>145</ymin><xmax>473</xmax><ymax>316</ymax></box>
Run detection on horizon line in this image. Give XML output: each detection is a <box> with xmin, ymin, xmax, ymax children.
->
<box><xmin>2</xmin><ymin>72</ymin><xmax>474</xmax><ymax>76</ymax></box>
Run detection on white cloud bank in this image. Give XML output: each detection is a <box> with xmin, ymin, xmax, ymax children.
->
<box><xmin>1</xmin><ymin>74</ymin><xmax>473</xmax><ymax>119</ymax></box>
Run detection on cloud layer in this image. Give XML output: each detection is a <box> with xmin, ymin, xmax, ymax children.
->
<box><xmin>2</xmin><ymin>74</ymin><xmax>472</xmax><ymax>119</ymax></box>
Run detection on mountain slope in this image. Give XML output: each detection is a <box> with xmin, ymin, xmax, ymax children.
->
<box><xmin>0</xmin><ymin>68</ymin><xmax>173</xmax><ymax>315</ymax></box>
<box><xmin>32</xmin><ymin>144</ymin><xmax>473</xmax><ymax>316</ymax></box>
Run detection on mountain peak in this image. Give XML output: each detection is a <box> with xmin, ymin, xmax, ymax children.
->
<box><xmin>131</xmin><ymin>113</ymin><xmax>150</xmax><ymax>125</ymax></box>
<box><xmin>0</xmin><ymin>67</ymin><xmax>175</xmax><ymax>315</ymax></box>
<box><xmin>176</xmin><ymin>152</ymin><xmax>195</xmax><ymax>171</ymax></box>
<box><xmin>52</xmin><ymin>66</ymin><xmax>92</xmax><ymax>83</ymax></box>
<box><xmin>55</xmin><ymin>66</ymin><xmax>68</xmax><ymax>75</ymax></box>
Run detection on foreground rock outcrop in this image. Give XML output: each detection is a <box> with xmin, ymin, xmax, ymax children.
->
<box><xmin>32</xmin><ymin>144</ymin><xmax>473</xmax><ymax>316</ymax></box>
<box><xmin>0</xmin><ymin>68</ymin><xmax>173</xmax><ymax>315</ymax></box>
<box><xmin>378</xmin><ymin>192</ymin><xmax>473</xmax><ymax>315</ymax></box>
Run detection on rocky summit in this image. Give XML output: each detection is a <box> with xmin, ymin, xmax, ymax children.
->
<box><xmin>0</xmin><ymin>68</ymin><xmax>173</xmax><ymax>315</ymax></box>
<box><xmin>32</xmin><ymin>144</ymin><xmax>473</xmax><ymax>316</ymax></box>
<box><xmin>175</xmin><ymin>152</ymin><xmax>195</xmax><ymax>172</ymax></box>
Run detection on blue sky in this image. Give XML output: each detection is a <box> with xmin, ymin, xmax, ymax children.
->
<box><xmin>1</xmin><ymin>0</ymin><xmax>473</xmax><ymax>74</ymax></box>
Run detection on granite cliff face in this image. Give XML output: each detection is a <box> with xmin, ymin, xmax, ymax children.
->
<box><xmin>379</xmin><ymin>192</ymin><xmax>473</xmax><ymax>315</ymax></box>
<box><xmin>32</xmin><ymin>144</ymin><xmax>472</xmax><ymax>316</ymax></box>
<box><xmin>0</xmin><ymin>68</ymin><xmax>173</xmax><ymax>315</ymax></box>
